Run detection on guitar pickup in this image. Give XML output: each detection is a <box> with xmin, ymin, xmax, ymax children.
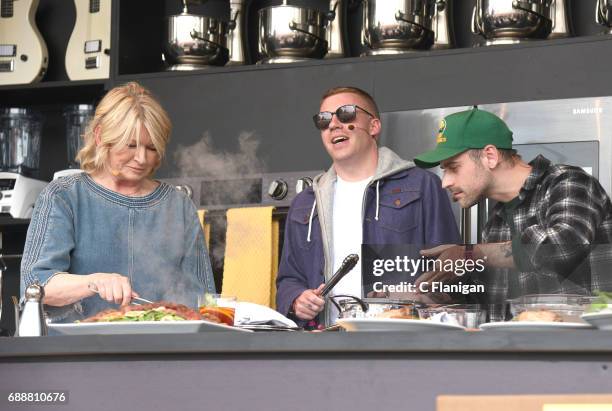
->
<box><xmin>0</xmin><ymin>45</ymin><xmax>16</xmax><ymax>57</ymax></box>
<box><xmin>85</xmin><ymin>56</ymin><xmax>100</xmax><ymax>69</ymax></box>
<box><xmin>84</xmin><ymin>40</ymin><xmax>101</xmax><ymax>54</ymax></box>
<box><xmin>0</xmin><ymin>60</ymin><xmax>14</xmax><ymax>72</ymax></box>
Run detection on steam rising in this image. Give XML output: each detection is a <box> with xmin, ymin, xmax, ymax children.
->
<box><xmin>174</xmin><ymin>131</ymin><xmax>266</xmax><ymax>178</ymax></box>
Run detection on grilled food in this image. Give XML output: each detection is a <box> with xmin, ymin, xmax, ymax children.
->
<box><xmin>81</xmin><ymin>301</ymin><xmax>206</xmax><ymax>323</ymax></box>
<box><xmin>514</xmin><ymin>309</ymin><xmax>562</xmax><ymax>322</ymax></box>
<box><xmin>375</xmin><ymin>307</ymin><xmax>416</xmax><ymax>319</ymax></box>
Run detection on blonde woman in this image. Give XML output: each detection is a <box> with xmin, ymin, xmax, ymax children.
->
<box><xmin>20</xmin><ymin>82</ymin><xmax>215</xmax><ymax>322</ymax></box>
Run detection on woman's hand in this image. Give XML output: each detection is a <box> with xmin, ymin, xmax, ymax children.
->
<box><xmin>87</xmin><ymin>273</ymin><xmax>139</xmax><ymax>306</ymax></box>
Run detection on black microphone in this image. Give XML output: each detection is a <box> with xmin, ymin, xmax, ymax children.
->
<box><xmin>348</xmin><ymin>124</ymin><xmax>355</xmax><ymax>130</ymax></box>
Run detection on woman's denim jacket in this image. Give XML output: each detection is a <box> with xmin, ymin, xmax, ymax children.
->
<box><xmin>20</xmin><ymin>173</ymin><xmax>215</xmax><ymax>321</ymax></box>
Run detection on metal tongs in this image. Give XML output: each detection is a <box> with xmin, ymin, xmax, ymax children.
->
<box><xmin>320</xmin><ymin>254</ymin><xmax>360</xmax><ymax>297</ymax></box>
<box><xmin>87</xmin><ymin>283</ymin><xmax>154</xmax><ymax>305</ymax></box>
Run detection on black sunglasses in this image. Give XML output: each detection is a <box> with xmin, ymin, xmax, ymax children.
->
<box><xmin>313</xmin><ymin>104</ymin><xmax>375</xmax><ymax>130</ymax></box>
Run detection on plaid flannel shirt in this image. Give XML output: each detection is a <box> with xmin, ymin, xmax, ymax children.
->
<box><xmin>478</xmin><ymin>155</ymin><xmax>612</xmax><ymax>321</ymax></box>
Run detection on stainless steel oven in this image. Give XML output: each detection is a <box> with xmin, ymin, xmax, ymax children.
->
<box><xmin>379</xmin><ymin>96</ymin><xmax>612</xmax><ymax>241</ymax></box>
<box><xmin>161</xmin><ymin>171</ymin><xmax>322</xmax><ymax>289</ymax></box>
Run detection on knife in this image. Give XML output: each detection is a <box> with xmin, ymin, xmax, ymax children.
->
<box><xmin>320</xmin><ymin>254</ymin><xmax>359</xmax><ymax>297</ymax></box>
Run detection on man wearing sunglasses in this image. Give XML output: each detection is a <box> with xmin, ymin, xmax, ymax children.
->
<box><xmin>276</xmin><ymin>86</ymin><xmax>460</xmax><ymax>325</ymax></box>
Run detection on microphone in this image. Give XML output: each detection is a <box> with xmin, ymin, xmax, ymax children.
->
<box><xmin>348</xmin><ymin>124</ymin><xmax>355</xmax><ymax>130</ymax></box>
<box><xmin>109</xmin><ymin>164</ymin><xmax>123</xmax><ymax>176</ymax></box>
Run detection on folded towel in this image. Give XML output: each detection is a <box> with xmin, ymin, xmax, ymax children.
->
<box><xmin>222</xmin><ymin>207</ymin><xmax>279</xmax><ymax>308</ymax></box>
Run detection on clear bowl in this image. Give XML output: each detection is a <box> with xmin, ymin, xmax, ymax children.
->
<box><xmin>417</xmin><ymin>304</ymin><xmax>486</xmax><ymax>329</ymax></box>
<box><xmin>508</xmin><ymin>294</ymin><xmax>595</xmax><ymax>323</ymax></box>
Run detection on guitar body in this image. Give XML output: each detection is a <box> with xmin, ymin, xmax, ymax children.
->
<box><xmin>0</xmin><ymin>0</ymin><xmax>48</xmax><ymax>85</ymax></box>
<box><xmin>65</xmin><ymin>0</ymin><xmax>111</xmax><ymax>81</ymax></box>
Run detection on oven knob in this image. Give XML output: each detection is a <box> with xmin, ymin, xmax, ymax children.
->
<box><xmin>296</xmin><ymin>177</ymin><xmax>313</xmax><ymax>194</ymax></box>
<box><xmin>176</xmin><ymin>184</ymin><xmax>193</xmax><ymax>199</ymax></box>
<box><xmin>268</xmin><ymin>179</ymin><xmax>288</xmax><ymax>200</ymax></box>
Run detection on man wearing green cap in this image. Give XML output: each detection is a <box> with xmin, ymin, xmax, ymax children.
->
<box><xmin>414</xmin><ymin>107</ymin><xmax>612</xmax><ymax>320</ymax></box>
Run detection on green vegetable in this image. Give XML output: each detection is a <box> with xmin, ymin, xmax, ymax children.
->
<box><xmin>586</xmin><ymin>291</ymin><xmax>612</xmax><ymax>313</ymax></box>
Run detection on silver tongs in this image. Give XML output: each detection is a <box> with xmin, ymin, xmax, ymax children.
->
<box><xmin>320</xmin><ymin>254</ymin><xmax>360</xmax><ymax>297</ymax></box>
<box><xmin>87</xmin><ymin>283</ymin><xmax>154</xmax><ymax>305</ymax></box>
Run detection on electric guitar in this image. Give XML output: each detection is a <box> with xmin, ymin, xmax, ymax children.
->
<box><xmin>65</xmin><ymin>0</ymin><xmax>111</xmax><ymax>81</ymax></box>
<box><xmin>0</xmin><ymin>0</ymin><xmax>48</xmax><ymax>85</ymax></box>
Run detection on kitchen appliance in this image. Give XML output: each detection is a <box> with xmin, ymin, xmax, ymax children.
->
<box><xmin>65</xmin><ymin>0</ymin><xmax>112</xmax><ymax>80</ymax></box>
<box><xmin>52</xmin><ymin>104</ymin><xmax>92</xmax><ymax>180</ymax></box>
<box><xmin>361</xmin><ymin>0</ymin><xmax>450</xmax><ymax>55</ymax></box>
<box><xmin>379</xmin><ymin>96</ymin><xmax>612</xmax><ymax>243</ymax></box>
<box><xmin>64</xmin><ymin>104</ymin><xmax>93</xmax><ymax>169</ymax></box>
<box><xmin>257</xmin><ymin>0</ymin><xmax>339</xmax><ymax>64</ymax></box>
<box><xmin>471</xmin><ymin>0</ymin><xmax>554</xmax><ymax>46</ymax></box>
<box><xmin>161</xmin><ymin>170</ymin><xmax>322</xmax><ymax>287</ymax></box>
<box><xmin>431</xmin><ymin>0</ymin><xmax>454</xmax><ymax>49</ymax></box>
<box><xmin>597</xmin><ymin>0</ymin><xmax>612</xmax><ymax>34</ymax></box>
<box><xmin>0</xmin><ymin>172</ymin><xmax>47</xmax><ymax>218</ymax></box>
<box><xmin>325</xmin><ymin>0</ymin><xmax>348</xmax><ymax>58</ymax></box>
<box><xmin>0</xmin><ymin>108</ymin><xmax>42</xmax><ymax>177</ymax></box>
<box><xmin>227</xmin><ymin>0</ymin><xmax>248</xmax><ymax>65</ymax></box>
<box><xmin>163</xmin><ymin>0</ymin><xmax>243</xmax><ymax>70</ymax></box>
<box><xmin>0</xmin><ymin>108</ymin><xmax>46</xmax><ymax>218</ymax></box>
<box><xmin>0</xmin><ymin>0</ymin><xmax>48</xmax><ymax>85</ymax></box>
<box><xmin>549</xmin><ymin>0</ymin><xmax>572</xmax><ymax>39</ymax></box>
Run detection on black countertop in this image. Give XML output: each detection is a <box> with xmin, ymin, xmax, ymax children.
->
<box><xmin>2</xmin><ymin>330</ymin><xmax>612</xmax><ymax>358</ymax></box>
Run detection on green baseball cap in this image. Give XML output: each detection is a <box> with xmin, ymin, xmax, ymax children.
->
<box><xmin>413</xmin><ymin>108</ymin><xmax>513</xmax><ymax>168</ymax></box>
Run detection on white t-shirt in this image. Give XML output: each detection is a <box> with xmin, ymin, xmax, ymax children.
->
<box><xmin>330</xmin><ymin>175</ymin><xmax>372</xmax><ymax>320</ymax></box>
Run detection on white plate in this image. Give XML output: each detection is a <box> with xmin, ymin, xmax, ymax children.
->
<box><xmin>479</xmin><ymin>321</ymin><xmax>593</xmax><ymax>331</ymax></box>
<box><xmin>49</xmin><ymin>320</ymin><xmax>252</xmax><ymax>335</ymax></box>
<box><xmin>336</xmin><ymin>318</ymin><xmax>465</xmax><ymax>332</ymax></box>
<box><xmin>581</xmin><ymin>311</ymin><xmax>612</xmax><ymax>330</ymax></box>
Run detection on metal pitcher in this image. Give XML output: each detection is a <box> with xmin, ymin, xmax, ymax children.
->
<box><xmin>361</xmin><ymin>0</ymin><xmax>446</xmax><ymax>55</ymax></box>
<box><xmin>258</xmin><ymin>1</ymin><xmax>333</xmax><ymax>64</ymax></box>
<box><xmin>472</xmin><ymin>0</ymin><xmax>553</xmax><ymax>46</ymax></box>
<box><xmin>596</xmin><ymin>0</ymin><xmax>612</xmax><ymax>34</ymax></box>
<box><xmin>325</xmin><ymin>0</ymin><xmax>347</xmax><ymax>58</ymax></box>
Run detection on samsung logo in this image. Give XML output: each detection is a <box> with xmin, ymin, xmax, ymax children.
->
<box><xmin>572</xmin><ymin>107</ymin><xmax>603</xmax><ymax>115</ymax></box>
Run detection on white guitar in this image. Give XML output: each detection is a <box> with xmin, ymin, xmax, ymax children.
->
<box><xmin>0</xmin><ymin>0</ymin><xmax>48</xmax><ymax>85</ymax></box>
<box><xmin>65</xmin><ymin>0</ymin><xmax>111</xmax><ymax>81</ymax></box>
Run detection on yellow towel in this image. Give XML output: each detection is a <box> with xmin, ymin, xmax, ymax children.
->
<box><xmin>197</xmin><ymin>209</ymin><xmax>211</xmax><ymax>250</ymax></box>
<box><xmin>222</xmin><ymin>206</ymin><xmax>279</xmax><ymax>308</ymax></box>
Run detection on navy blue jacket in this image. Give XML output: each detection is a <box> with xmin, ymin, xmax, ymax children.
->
<box><xmin>276</xmin><ymin>148</ymin><xmax>460</xmax><ymax>323</ymax></box>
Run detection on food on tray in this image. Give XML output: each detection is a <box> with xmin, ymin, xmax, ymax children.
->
<box><xmin>375</xmin><ymin>306</ymin><xmax>416</xmax><ymax>319</ymax></box>
<box><xmin>80</xmin><ymin>302</ymin><xmax>209</xmax><ymax>323</ymax></box>
<box><xmin>514</xmin><ymin>309</ymin><xmax>562</xmax><ymax>322</ymax></box>
<box><xmin>199</xmin><ymin>306</ymin><xmax>235</xmax><ymax>326</ymax></box>
<box><xmin>585</xmin><ymin>291</ymin><xmax>612</xmax><ymax>313</ymax></box>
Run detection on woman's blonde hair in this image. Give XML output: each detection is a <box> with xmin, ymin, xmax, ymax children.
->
<box><xmin>76</xmin><ymin>82</ymin><xmax>172</xmax><ymax>175</ymax></box>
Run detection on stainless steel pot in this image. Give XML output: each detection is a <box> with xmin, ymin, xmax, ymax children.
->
<box><xmin>597</xmin><ymin>0</ymin><xmax>612</xmax><ymax>34</ymax></box>
<box><xmin>163</xmin><ymin>2</ymin><xmax>232</xmax><ymax>70</ymax></box>
<box><xmin>258</xmin><ymin>4</ymin><xmax>331</xmax><ymax>64</ymax></box>
<box><xmin>472</xmin><ymin>0</ymin><xmax>553</xmax><ymax>46</ymax></box>
<box><xmin>362</xmin><ymin>0</ymin><xmax>444</xmax><ymax>55</ymax></box>
<box><xmin>330</xmin><ymin>295</ymin><xmax>418</xmax><ymax>319</ymax></box>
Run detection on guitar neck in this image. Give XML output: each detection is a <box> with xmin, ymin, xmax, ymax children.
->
<box><xmin>1</xmin><ymin>0</ymin><xmax>14</xmax><ymax>18</ymax></box>
<box><xmin>89</xmin><ymin>0</ymin><xmax>100</xmax><ymax>14</ymax></box>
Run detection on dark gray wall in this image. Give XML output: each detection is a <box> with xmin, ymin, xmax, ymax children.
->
<box><xmin>135</xmin><ymin>35</ymin><xmax>612</xmax><ymax>177</ymax></box>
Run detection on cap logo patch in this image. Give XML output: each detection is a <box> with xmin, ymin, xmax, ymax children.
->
<box><xmin>436</xmin><ymin>119</ymin><xmax>447</xmax><ymax>144</ymax></box>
